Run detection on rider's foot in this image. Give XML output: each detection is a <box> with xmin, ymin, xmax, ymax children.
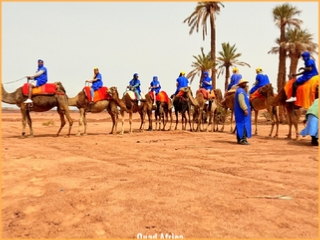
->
<box><xmin>286</xmin><ymin>97</ymin><xmax>297</xmax><ymax>102</ymax></box>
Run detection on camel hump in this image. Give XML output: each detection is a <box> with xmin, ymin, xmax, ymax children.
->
<box><xmin>124</xmin><ymin>90</ymin><xmax>145</xmax><ymax>101</ymax></box>
<box><xmin>22</xmin><ymin>83</ymin><xmax>57</xmax><ymax>96</ymax></box>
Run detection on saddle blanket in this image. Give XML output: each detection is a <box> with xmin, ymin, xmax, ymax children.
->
<box><xmin>250</xmin><ymin>88</ymin><xmax>265</xmax><ymax>102</ymax></box>
<box><xmin>124</xmin><ymin>90</ymin><xmax>145</xmax><ymax>101</ymax></box>
<box><xmin>284</xmin><ymin>75</ymin><xmax>318</xmax><ymax>109</ymax></box>
<box><xmin>149</xmin><ymin>91</ymin><xmax>171</xmax><ymax>105</ymax></box>
<box><xmin>83</xmin><ymin>86</ymin><xmax>111</xmax><ymax>102</ymax></box>
<box><xmin>22</xmin><ymin>83</ymin><xmax>57</xmax><ymax>96</ymax></box>
<box><xmin>196</xmin><ymin>88</ymin><xmax>215</xmax><ymax>99</ymax></box>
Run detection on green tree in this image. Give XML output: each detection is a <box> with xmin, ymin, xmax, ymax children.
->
<box><xmin>272</xmin><ymin>3</ymin><xmax>302</xmax><ymax>122</ymax></box>
<box><xmin>186</xmin><ymin>47</ymin><xmax>216</xmax><ymax>87</ymax></box>
<box><xmin>183</xmin><ymin>1</ymin><xmax>224</xmax><ymax>89</ymax></box>
<box><xmin>269</xmin><ymin>28</ymin><xmax>318</xmax><ymax>77</ymax></box>
<box><xmin>216</xmin><ymin>42</ymin><xmax>250</xmax><ymax>92</ymax></box>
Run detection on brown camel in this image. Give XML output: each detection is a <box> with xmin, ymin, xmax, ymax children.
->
<box><xmin>68</xmin><ymin>89</ymin><xmax>121</xmax><ymax>136</ymax></box>
<box><xmin>172</xmin><ymin>87</ymin><xmax>194</xmax><ymax>131</ymax></box>
<box><xmin>219</xmin><ymin>91</ymin><xmax>236</xmax><ymax>133</ymax></box>
<box><xmin>186</xmin><ymin>87</ymin><xmax>218</xmax><ymax>132</ymax></box>
<box><xmin>107</xmin><ymin>87</ymin><xmax>153</xmax><ymax>134</ymax></box>
<box><xmin>1</xmin><ymin>82</ymin><xmax>73</xmax><ymax>138</ymax></box>
<box><xmin>258</xmin><ymin>83</ymin><xmax>302</xmax><ymax>140</ymax></box>
<box><xmin>153</xmin><ymin>92</ymin><xmax>173</xmax><ymax>131</ymax></box>
<box><xmin>251</xmin><ymin>92</ymin><xmax>279</xmax><ymax>137</ymax></box>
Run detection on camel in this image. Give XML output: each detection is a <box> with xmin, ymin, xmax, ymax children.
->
<box><xmin>152</xmin><ymin>92</ymin><xmax>173</xmax><ymax>131</ymax></box>
<box><xmin>251</xmin><ymin>92</ymin><xmax>279</xmax><ymax>137</ymax></box>
<box><xmin>219</xmin><ymin>90</ymin><xmax>236</xmax><ymax>133</ymax></box>
<box><xmin>68</xmin><ymin>89</ymin><xmax>120</xmax><ymax>136</ymax></box>
<box><xmin>172</xmin><ymin>87</ymin><xmax>194</xmax><ymax>131</ymax></box>
<box><xmin>1</xmin><ymin>82</ymin><xmax>73</xmax><ymax>138</ymax></box>
<box><xmin>107</xmin><ymin>86</ymin><xmax>153</xmax><ymax>134</ymax></box>
<box><xmin>185</xmin><ymin>87</ymin><xmax>218</xmax><ymax>132</ymax></box>
<box><xmin>258</xmin><ymin>83</ymin><xmax>303</xmax><ymax>140</ymax></box>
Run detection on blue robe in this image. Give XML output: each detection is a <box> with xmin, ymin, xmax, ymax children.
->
<box><xmin>201</xmin><ymin>76</ymin><xmax>212</xmax><ymax>91</ymax></box>
<box><xmin>234</xmin><ymin>88</ymin><xmax>252</xmax><ymax>139</ymax></box>
<box><xmin>249</xmin><ymin>74</ymin><xmax>270</xmax><ymax>94</ymax></box>
<box><xmin>227</xmin><ymin>73</ymin><xmax>242</xmax><ymax>90</ymax></box>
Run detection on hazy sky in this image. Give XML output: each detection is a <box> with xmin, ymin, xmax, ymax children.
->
<box><xmin>1</xmin><ymin>1</ymin><xmax>318</xmax><ymax>109</ymax></box>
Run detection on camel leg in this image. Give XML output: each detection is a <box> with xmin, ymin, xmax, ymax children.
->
<box><xmin>230</xmin><ymin>109</ymin><xmax>235</xmax><ymax>134</ymax></box>
<box><xmin>56</xmin><ymin>108</ymin><xmax>66</xmax><ymax>137</ymax></box>
<box><xmin>174</xmin><ymin>110</ymin><xmax>179</xmax><ymax>130</ymax></box>
<box><xmin>64</xmin><ymin>109</ymin><xmax>73</xmax><ymax>137</ymax></box>
<box><xmin>267</xmin><ymin>106</ymin><xmax>275</xmax><ymax>137</ymax></box>
<box><xmin>181</xmin><ymin>111</ymin><xmax>186</xmax><ymax>130</ymax></box>
<box><xmin>139</xmin><ymin>110</ymin><xmax>146</xmax><ymax>132</ymax></box>
<box><xmin>167</xmin><ymin>109</ymin><xmax>173</xmax><ymax>131</ymax></box>
<box><xmin>293</xmin><ymin>109</ymin><xmax>300</xmax><ymax>140</ymax></box>
<box><xmin>120</xmin><ymin>110</ymin><xmax>125</xmax><ymax>135</ymax></box>
<box><xmin>129</xmin><ymin>112</ymin><xmax>133</xmax><ymax>133</ymax></box>
<box><xmin>76</xmin><ymin>108</ymin><xmax>85</xmax><ymax>136</ymax></box>
<box><xmin>25</xmin><ymin>109</ymin><xmax>34</xmax><ymax>138</ymax></box>
<box><xmin>19</xmin><ymin>107</ymin><xmax>28</xmax><ymax>138</ymax></box>
<box><xmin>220</xmin><ymin>107</ymin><xmax>227</xmax><ymax>132</ymax></box>
<box><xmin>187</xmin><ymin>109</ymin><xmax>192</xmax><ymax>132</ymax></box>
<box><xmin>147</xmin><ymin>108</ymin><xmax>153</xmax><ymax>131</ymax></box>
<box><xmin>286</xmin><ymin>107</ymin><xmax>293</xmax><ymax>139</ymax></box>
<box><xmin>83</xmin><ymin>112</ymin><xmax>87</xmax><ymax>136</ymax></box>
<box><xmin>273</xmin><ymin>106</ymin><xmax>279</xmax><ymax>138</ymax></box>
<box><xmin>254</xmin><ymin>109</ymin><xmax>258</xmax><ymax>135</ymax></box>
<box><xmin>155</xmin><ymin>110</ymin><xmax>158</xmax><ymax>130</ymax></box>
<box><xmin>162</xmin><ymin>107</ymin><xmax>168</xmax><ymax>131</ymax></box>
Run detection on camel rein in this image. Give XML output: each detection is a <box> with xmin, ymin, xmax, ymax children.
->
<box><xmin>2</xmin><ymin>76</ymin><xmax>27</xmax><ymax>84</ymax></box>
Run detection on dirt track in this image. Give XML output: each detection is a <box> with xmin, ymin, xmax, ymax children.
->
<box><xmin>1</xmin><ymin>110</ymin><xmax>318</xmax><ymax>238</ymax></box>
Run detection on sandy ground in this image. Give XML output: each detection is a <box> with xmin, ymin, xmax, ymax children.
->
<box><xmin>1</xmin><ymin>109</ymin><xmax>318</xmax><ymax>238</ymax></box>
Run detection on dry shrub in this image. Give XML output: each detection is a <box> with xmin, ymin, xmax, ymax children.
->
<box><xmin>42</xmin><ymin>120</ymin><xmax>55</xmax><ymax>126</ymax></box>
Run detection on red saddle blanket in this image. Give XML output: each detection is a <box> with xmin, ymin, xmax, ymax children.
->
<box><xmin>22</xmin><ymin>83</ymin><xmax>57</xmax><ymax>96</ymax></box>
<box><xmin>284</xmin><ymin>76</ymin><xmax>318</xmax><ymax>109</ymax></box>
<box><xmin>83</xmin><ymin>86</ymin><xmax>111</xmax><ymax>102</ymax></box>
<box><xmin>196</xmin><ymin>88</ymin><xmax>215</xmax><ymax>99</ymax></box>
<box><xmin>250</xmin><ymin>89</ymin><xmax>265</xmax><ymax>102</ymax></box>
<box><xmin>149</xmin><ymin>91</ymin><xmax>171</xmax><ymax>105</ymax></box>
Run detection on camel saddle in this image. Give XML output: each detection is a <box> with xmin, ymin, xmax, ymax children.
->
<box><xmin>250</xmin><ymin>88</ymin><xmax>265</xmax><ymax>102</ymax></box>
<box><xmin>284</xmin><ymin>75</ymin><xmax>319</xmax><ymax>109</ymax></box>
<box><xmin>149</xmin><ymin>91</ymin><xmax>171</xmax><ymax>105</ymax></box>
<box><xmin>196</xmin><ymin>88</ymin><xmax>215</xmax><ymax>100</ymax></box>
<box><xmin>83</xmin><ymin>86</ymin><xmax>111</xmax><ymax>102</ymax></box>
<box><xmin>22</xmin><ymin>83</ymin><xmax>59</xmax><ymax>96</ymax></box>
<box><xmin>124</xmin><ymin>90</ymin><xmax>146</xmax><ymax>101</ymax></box>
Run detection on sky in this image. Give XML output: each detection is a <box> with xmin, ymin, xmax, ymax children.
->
<box><xmin>1</xmin><ymin>1</ymin><xmax>319</xmax><ymax>109</ymax></box>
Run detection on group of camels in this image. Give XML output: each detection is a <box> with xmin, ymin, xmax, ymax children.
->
<box><xmin>1</xmin><ymin>77</ymin><xmax>315</xmax><ymax>140</ymax></box>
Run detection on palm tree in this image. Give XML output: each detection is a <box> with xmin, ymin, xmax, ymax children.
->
<box><xmin>183</xmin><ymin>1</ymin><xmax>224</xmax><ymax>89</ymax></box>
<box><xmin>187</xmin><ymin>47</ymin><xmax>216</xmax><ymax>86</ymax></box>
<box><xmin>216</xmin><ymin>42</ymin><xmax>251</xmax><ymax>92</ymax></box>
<box><xmin>269</xmin><ymin>28</ymin><xmax>318</xmax><ymax>77</ymax></box>
<box><xmin>272</xmin><ymin>3</ymin><xmax>302</xmax><ymax>122</ymax></box>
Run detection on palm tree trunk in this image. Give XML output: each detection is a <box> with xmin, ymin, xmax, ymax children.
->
<box><xmin>289</xmin><ymin>54</ymin><xmax>300</xmax><ymax>77</ymax></box>
<box><xmin>210</xmin><ymin>15</ymin><xmax>216</xmax><ymax>89</ymax></box>
<box><xmin>1</xmin><ymin>84</ymin><xmax>17</xmax><ymax>104</ymax></box>
<box><xmin>277</xmin><ymin>24</ymin><xmax>287</xmax><ymax>123</ymax></box>
<box><xmin>224</xmin><ymin>66</ymin><xmax>230</xmax><ymax>92</ymax></box>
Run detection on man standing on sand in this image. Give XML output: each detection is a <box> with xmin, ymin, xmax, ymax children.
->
<box><xmin>234</xmin><ymin>79</ymin><xmax>252</xmax><ymax>145</ymax></box>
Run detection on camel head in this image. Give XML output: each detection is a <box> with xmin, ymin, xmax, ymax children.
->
<box><xmin>54</xmin><ymin>82</ymin><xmax>67</xmax><ymax>94</ymax></box>
<box><xmin>258</xmin><ymin>83</ymin><xmax>273</xmax><ymax>97</ymax></box>
<box><xmin>107</xmin><ymin>86</ymin><xmax>119</xmax><ymax>99</ymax></box>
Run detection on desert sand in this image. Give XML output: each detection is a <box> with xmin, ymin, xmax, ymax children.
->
<box><xmin>1</xmin><ymin>109</ymin><xmax>318</xmax><ymax>238</ymax></box>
